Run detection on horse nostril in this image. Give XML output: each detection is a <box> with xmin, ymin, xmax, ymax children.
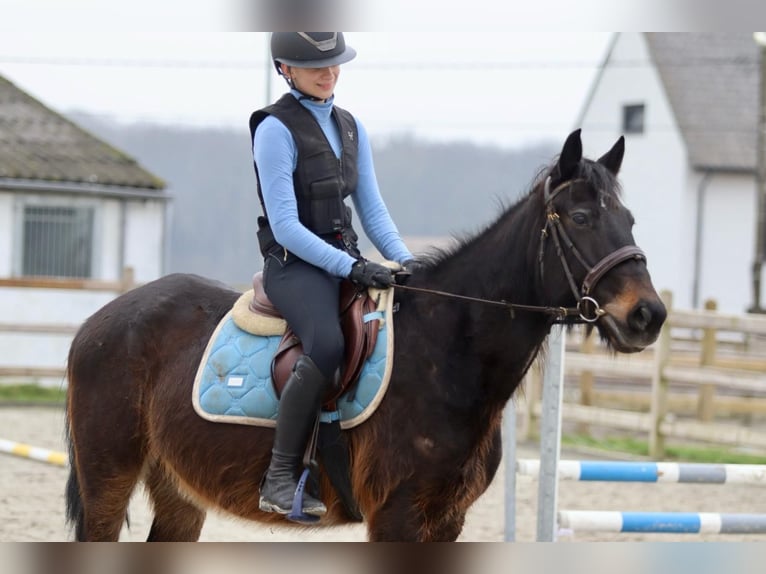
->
<box><xmin>628</xmin><ymin>303</ymin><xmax>652</xmax><ymax>331</ymax></box>
<box><xmin>628</xmin><ymin>300</ymin><xmax>667</xmax><ymax>333</ymax></box>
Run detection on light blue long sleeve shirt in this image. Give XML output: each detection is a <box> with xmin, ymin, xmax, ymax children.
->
<box><xmin>253</xmin><ymin>91</ymin><xmax>412</xmax><ymax>277</ymax></box>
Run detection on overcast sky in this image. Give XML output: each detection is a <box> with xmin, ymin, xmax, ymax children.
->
<box><xmin>0</xmin><ymin>31</ymin><xmax>613</xmax><ymax>149</ymax></box>
<box><xmin>1</xmin><ymin>1</ymin><xmax>763</xmax><ymax>149</ymax></box>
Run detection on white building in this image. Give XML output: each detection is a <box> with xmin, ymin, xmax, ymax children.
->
<box><xmin>577</xmin><ymin>33</ymin><xmax>763</xmax><ymax>314</ymax></box>
<box><xmin>0</xmin><ymin>74</ymin><xmax>171</xmax><ymax>382</ymax></box>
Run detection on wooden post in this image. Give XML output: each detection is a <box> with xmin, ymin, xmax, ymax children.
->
<box><xmin>518</xmin><ymin>371</ymin><xmax>532</xmax><ymax>442</ymax></box>
<box><xmin>577</xmin><ymin>327</ymin><xmax>597</xmax><ymax>435</ymax></box>
<box><xmin>503</xmin><ymin>399</ymin><xmax>517</xmax><ymax>541</ymax></box>
<box><xmin>649</xmin><ymin>290</ymin><xmax>673</xmax><ymax>459</ymax></box>
<box><xmin>120</xmin><ymin>266</ymin><xmax>135</xmax><ymax>293</ymax></box>
<box><xmin>521</xmin><ymin>360</ymin><xmax>542</xmax><ymax>441</ymax></box>
<box><xmin>696</xmin><ymin>299</ymin><xmax>718</xmax><ymax>422</ymax></box>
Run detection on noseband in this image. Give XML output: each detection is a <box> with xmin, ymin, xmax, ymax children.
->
<box><xmin>538</xmin><ymin>176</ymin><xmax>646</xmax><ymax>322</ymax></box>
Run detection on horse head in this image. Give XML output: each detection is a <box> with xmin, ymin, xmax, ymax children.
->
<box><xmin>536</xmin><ymin>129</ymin><xmax>666</xmax><ymax>352</ymax></box>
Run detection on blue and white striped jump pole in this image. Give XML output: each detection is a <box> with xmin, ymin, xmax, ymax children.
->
<box><xmin>558</xmin><ymin>511</ymin><xmax>766</xmax><ymax>534</ymax></box>
<box><xmin>517</xmin><ymin>460</ymin><xmax>766</xmax><ymax>485</ymax></box>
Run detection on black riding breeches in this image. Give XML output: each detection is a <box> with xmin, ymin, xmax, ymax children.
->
<box><xmin>262</xmin><ymin>255</ymin><xmax>344</xmax><ymax>380</ymax></box>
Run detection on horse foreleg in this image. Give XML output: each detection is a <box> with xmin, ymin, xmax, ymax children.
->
<box><xmin>422</xmin><ymin>511</ymin><xmax>466</xmax><ymax>542</ymax></box>
<box><xmin>145</xmin><ymin>462</ymin><xmax>206</xmax><ymax>541</ymax></box>
<box><xmin>365</xmin><ymin>485</ymin><xmax>466</xmax><ymax>542</ymax></box>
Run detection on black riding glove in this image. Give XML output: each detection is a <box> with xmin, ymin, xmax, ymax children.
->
<box><xmin>348</xmin><ymin>260</ymin><xmax>394</xmax><ymax>289</ymax></box>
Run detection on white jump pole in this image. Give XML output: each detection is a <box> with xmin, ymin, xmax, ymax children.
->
<box><xmin>503</xmin><ymin>399</ymin><xmax>517</xmax><ymax>541</ymax></box>
<box><xmin>536</xmin><ymin>324</ymin><xmax>566</xmax><ymax>541</ymax></box>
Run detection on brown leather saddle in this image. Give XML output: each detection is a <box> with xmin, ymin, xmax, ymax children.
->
<box><xmin>249</xmin><ymin>272</ymin><xmax>381</xmax><ymax>410</ymax></box>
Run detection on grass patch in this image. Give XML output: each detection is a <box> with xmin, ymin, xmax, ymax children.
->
<box><xmin>562</xmin><ymin>433</ymin><xmax>766</xmax><ymax>465</ymax></box>
<box><xmin>0</xmin><ymin>384</ymin><xmax>66</xmax><ymax>404</ymax></box>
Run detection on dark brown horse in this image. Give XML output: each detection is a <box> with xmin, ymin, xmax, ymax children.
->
<box><xmin>65</xmin><ymin>130</ymin><xmax>666</xmax><ymax>541</ymax></box>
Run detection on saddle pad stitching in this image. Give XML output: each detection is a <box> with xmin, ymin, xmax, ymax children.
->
<box><xmin>191</xmin><ymin>287</ymin><xmax>395</xmax><ymax>430</ymax></box>
<box><xmin>191</xmin><ymin>309</ymin><xmax>279</xmax><ymax>427</ymax></box>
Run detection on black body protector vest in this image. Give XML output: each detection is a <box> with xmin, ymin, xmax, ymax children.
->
<box><xmin>249</xmin><ymin>94</ymin><xmax>360</xmax><ymax>258</ymax></box>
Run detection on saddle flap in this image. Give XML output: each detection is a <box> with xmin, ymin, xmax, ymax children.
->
<box><xmin>271</xmin><ymin>280</ymin><xmax>380</xmax><ymax>407</ymax></box>
<box><xmin>338</xmin><ymin>285</ymin><xmax>379</xmax><ymax>393</ymax></box>
<box><xmin>271</xmin><ymin>333</ymin><xmax>302</xmax><ymax>394</ymax></box>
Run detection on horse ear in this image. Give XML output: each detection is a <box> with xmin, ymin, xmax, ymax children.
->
<box><xmin>597</xmin><ymin>136</ymin><xmax>625</xmax><ymax>175</ymax></box>
<box><xmin>557</xmin><ymin>129</ymin><xmax>582</xmax><ymax>180</ymax></box>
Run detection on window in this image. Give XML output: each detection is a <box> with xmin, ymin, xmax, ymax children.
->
<box><xmin>622</xmin><ymin>104</ymin><xmax>645</xmax><ymax>134</ymax></box>
<box><xmin>21</xmin><ymin>205</ymin><xmax>95</xmax><ymax>278</ymax></box>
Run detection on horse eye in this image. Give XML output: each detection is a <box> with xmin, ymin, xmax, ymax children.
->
<box><xmin>571</xmin><ymin>211</ymin><xmax>590</xmax><ymax>225</ymax></box>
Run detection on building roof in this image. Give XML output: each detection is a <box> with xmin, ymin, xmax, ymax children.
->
<box><xmin>644</xmin><ymin>33</ymin><xmax>761</xmax><ymax>172</ymax></box>
<box><xmin>0</xmin><ymin>74</ymin><xmax>164</xmax><ymax>189</ymax></box>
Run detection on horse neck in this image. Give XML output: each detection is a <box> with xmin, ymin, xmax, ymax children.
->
<box><xmin>433</xmin><ymin>190</ymin><xmax>545</xmax><ymax>309</ymax></box>
<box><xmin>418</xmin><ymin>189</ymin><xmax>553</xmax><ymax>404</ymax></box>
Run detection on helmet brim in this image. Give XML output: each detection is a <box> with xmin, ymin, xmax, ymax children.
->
<box><xmin>275</xmin><ymin>46</ymin><xmax>357</xmax><ymax>69</ymax></box>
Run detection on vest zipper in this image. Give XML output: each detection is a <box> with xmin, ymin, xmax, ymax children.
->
<box><xmin>338</xmin><ymin>157</ymin><xmax>345</xmax><ymax>191</ymax></box>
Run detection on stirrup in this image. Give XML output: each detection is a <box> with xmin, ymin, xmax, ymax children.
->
<box><xmin>287</xmin><ymin>468</ymin><xmax>322</xmax><ymax>524</ymax></box>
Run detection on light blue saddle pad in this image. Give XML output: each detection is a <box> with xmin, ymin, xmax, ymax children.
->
<box><xmin>192</xmin><ymin>306</ymin><xmax>392</xmax><ymax>429</ymax></box>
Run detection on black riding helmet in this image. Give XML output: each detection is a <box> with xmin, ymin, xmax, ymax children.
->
<box><xmin>271</xmin><ymin>32</ymin><xmax>357</xmax><ymax>76</ymax></box>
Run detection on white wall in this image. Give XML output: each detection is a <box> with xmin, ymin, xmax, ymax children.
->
<box><xmin>0</xmin><ymin>191</ymin><xmax>165</xmax><ymax>283</ymax></box>
<box><xmin>99</xmin><ymin>198</ymin><xmax>122</xmax><ymax>282</ymax></box>
<box><xmin>696</xmin><ymin>172</ymin><xmax>758</xmax><ymax>313</ymax></box>
<box><xmin>0</xmin><ymin>190</ymin><xmax>167</xmax><ymax>381</ymax></box>
<box><xmin>579</xmin><ymin>33</ymin><xmax>692</xmax><ymax>309</ymax></box>
<box><xmin>124</xmin><ymin>199</ymin><xmax>165</xmax><ymax>282</ymax></box>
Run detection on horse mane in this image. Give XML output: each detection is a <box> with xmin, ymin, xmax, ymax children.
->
<box><xmin>417</xmin><ymin>154</ymin><xmax>624</xmax><ymax>275</ymax></box>
<box><xmin>417</xmin><ymin>165</ymin><xmax>548</xmax><ymax>271</ymax></box>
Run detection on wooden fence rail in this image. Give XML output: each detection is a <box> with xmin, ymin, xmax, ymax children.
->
<box><xmin>0</xmin><ymin>323</ymin><xmax>80</xmax><ymax>335</ymax></box>
<box><xmin>521</xmin><ymin>290</ymin><xmax>766</xmax><ymax>458</ymax></box>
<box><xmin>0</xmin><ymin>323</ymin><xmax>76</xmax><ymax>380</ymax></box>
<box><xmin>0</xmin><ymin>268</ymin><xmax>135</xmax><ymax>382</ymax></box>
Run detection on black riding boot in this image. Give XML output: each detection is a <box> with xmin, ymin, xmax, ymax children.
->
<box><xmin>259</xmin><ymin>355</ymin><xmax>328</xmax><ymax>516</ymax></box>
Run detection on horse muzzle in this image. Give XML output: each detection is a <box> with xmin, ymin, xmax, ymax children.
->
<box><xmin>599</xmin><ymin>292</ymin><xmax>667</xmax><ymax>353</ymax></box>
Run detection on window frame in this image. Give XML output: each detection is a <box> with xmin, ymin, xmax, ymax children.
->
<box><xmin>622</xmin><ymin>103</ymin><xmax>646</xmax><ymax>135</ymax></box>
<box><xmin>12</xmin><ymin>195</ymin><xmax>102</xmax><ymax>279</ymax></box>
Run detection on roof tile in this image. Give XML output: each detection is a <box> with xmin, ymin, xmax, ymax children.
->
<box><xmin>0</xmin><ymin>74</ymin><xmax>165</xmax><ymax>189</ymax></box>
<box><xmin>645</xmin><ymin>33</ymin><xmax>761</xmax><ymax>172</ymax></box>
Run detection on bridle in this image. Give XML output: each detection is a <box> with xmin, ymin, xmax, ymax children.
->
<box><xmin>393</xmin><ymin>175</ymin><xmax>646</xmax><ymax>325</ymax></box>
<box><xmin>537</xmin><ymin>176</ymin><xmax>646</xmax><ymax>322</ymax></box>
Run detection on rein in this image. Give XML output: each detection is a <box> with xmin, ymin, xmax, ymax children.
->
<box><xmin>392</xmin><ymin>175</ymin><xmax>647</xmax><ymax>325</ymax></box>
<box><xmin>392</xmin><ymin>282</ymin><xmax>587</xmax><ymax>322</ymax></box>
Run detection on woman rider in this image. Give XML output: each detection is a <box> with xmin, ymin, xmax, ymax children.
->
<box><xmin>249</xmin><ymin>32</ymin><xmax>415</xmax><ymax>518</ymax></box>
